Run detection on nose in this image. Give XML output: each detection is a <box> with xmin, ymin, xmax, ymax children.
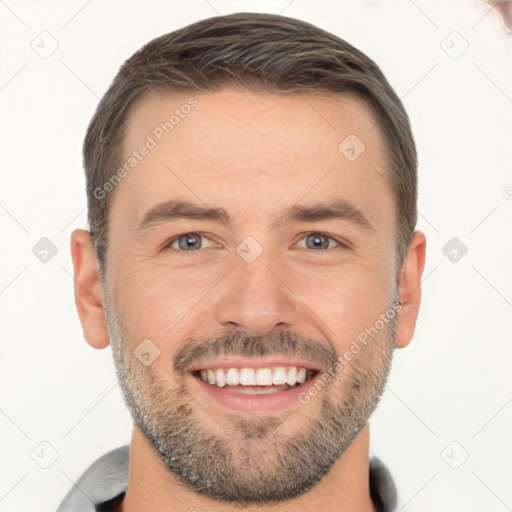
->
<box><xmin>213</xmin><ymin>252</ymin><xmax>300</xmax><ymax>337</ymax></box>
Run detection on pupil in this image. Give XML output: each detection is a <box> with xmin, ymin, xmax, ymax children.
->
<box><xmin>179</xmin><ymin>233</ymin><xmax>201</xmax><ymax>250</ymax></box>
<box><xmin>307</xmin><ymin>233</ymin><xmax>328</xmax><ymax>250</ymax></box>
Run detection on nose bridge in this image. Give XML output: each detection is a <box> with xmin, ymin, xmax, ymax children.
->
<box><xmin>213</xmin><ymin>248</ymin><xmax>299</xmax><ymax>337</ymax></box>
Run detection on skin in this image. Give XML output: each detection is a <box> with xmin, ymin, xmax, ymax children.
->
<box><xmin>71</xmin><ymin>88</ymin><xmax>426</xmax><ymax>512</ymax></box>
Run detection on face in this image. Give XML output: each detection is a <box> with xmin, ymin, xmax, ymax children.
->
<box><xmin>102</xmin><ymin>88</ymin><xmax>400</xmax><ymax>504</ymax></box>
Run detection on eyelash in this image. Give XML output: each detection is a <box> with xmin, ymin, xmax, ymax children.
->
<box><xmin>162</xmin><ymin>232</ymin><xmax>349</xmax><ymax>253</ymax></box>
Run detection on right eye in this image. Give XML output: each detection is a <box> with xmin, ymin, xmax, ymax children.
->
<box><xmin>162</xmin><ymin>232</ymin><xmax>220</xmax><ymax>252</ymax></box>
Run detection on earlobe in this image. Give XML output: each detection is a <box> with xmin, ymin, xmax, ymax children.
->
<box><xmin>394</xmin><ymin>231</ymin><xmax>427</xmax><ymax>349</ymax></box>
<box><xmin>70</xmin><ymin>229</ymin><xmax>110</xmax><ymax>350</ymax></box>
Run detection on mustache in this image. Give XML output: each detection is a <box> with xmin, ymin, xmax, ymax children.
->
<box><xmin>173</xmin><ymin>330</ymin><xmax>337</xmax><ymax>377</ymax></box>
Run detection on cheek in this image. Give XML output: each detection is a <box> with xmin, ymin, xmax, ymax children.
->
<box><xmin>296</xmin><ymin>260</ymin><xmax>392</xmax><ymax>347</ymax></box>
<box><xmin>114</xmin><ymin>259</ymin><xmax>221</xmax><ymax>341</ymax></box>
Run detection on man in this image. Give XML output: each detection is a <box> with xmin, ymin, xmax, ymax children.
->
<box><xmin>60</xmin><ymin>11</ymin><xmax>426</xmax><ymax>512</ymax></box>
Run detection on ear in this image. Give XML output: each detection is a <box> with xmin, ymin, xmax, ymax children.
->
<box><xmin>70</xmin><ymin>229</ymin><xmax>110</xmax><ymax>350</ymax></box>
<box><xmin>394</xmin><ymin>230</ymin><xmax>427</xmax><ymax>349</ymax></box>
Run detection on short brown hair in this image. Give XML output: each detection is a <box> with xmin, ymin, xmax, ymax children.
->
<box><xmin>83</xmin><ymin>12</ymin><xmax>417</xmax><ymax>277</ymax></box>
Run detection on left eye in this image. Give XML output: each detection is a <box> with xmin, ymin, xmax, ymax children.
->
<box><xmin>163</xmin><ymin>232</ymin><xmax>345</xmax><ymax>252</ymax></box>
<box><xmin>295</xmin><ymin>232</ymin><xmax>345</xmax><ymax>251</ymax></box>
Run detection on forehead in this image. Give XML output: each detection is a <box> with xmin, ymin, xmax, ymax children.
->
<box><xmin>123</xmin><ymin>88</ymin><xmax>384</xmax><ymax>163</ymax></box>
<box><xmin>111</xmin><ymin>88</ymin><xmax>393</xmax><ymax>239</ymax></box>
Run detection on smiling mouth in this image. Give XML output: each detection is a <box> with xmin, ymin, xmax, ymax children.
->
<box><xmin>192</xmin><ymin>366</ymin><xmax>319</xmax><ymax>394</ymax></box>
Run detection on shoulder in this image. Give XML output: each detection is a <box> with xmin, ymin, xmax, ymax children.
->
<box><xmin>56</xmin><ymin>445</ymin><xmax>129</xmax><ymax>512</ymax></box>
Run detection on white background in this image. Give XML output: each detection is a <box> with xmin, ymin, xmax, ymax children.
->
<box><xmin>1</xmin><ymin>1</ymin><xmax>511</xmax><ymax>510</ymax></box>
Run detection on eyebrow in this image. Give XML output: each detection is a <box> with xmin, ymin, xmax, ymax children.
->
<box><xmin>135</xmin><ymin>199</ymin><xmax>375</xmax><ymax>233</ymax></box>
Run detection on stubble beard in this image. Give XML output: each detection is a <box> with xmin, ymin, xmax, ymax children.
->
<box><xmin>104</xmin><ymin>286</ymin><xmax>397</xmax><ymax>505</ymax></box>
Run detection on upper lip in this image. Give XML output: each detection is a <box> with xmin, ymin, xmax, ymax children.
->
<box><xmin>188</xmin><ymin>356</ymin><xmax>321</xmax><ymax>373</ymax></box>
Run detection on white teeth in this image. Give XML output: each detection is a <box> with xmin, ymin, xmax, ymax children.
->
<box><xmin>226</xmin><ymin>368</ymin><xmax>240</xmax><ymax>385</ymax></box>
<box><xmin>286</xmin><ymin>367</ymin><xmax>297</xmax><ymax>386</ymax></box>
<box><xmin>256</xmin><ymin>368</ymin><xmax>273</xmax><ymax>386</ymax></box>
<box><xmin>272</xmin><ymin>367</ymin><xmax>287</xmax><ymax>385</ymax></box>
<box><xmin>197</xmin><ymin>366</ymin><xmax>314</xmax><ymax>388</ymax></box>
<box><xmin>215</xmin><ymin>368</ymin><xmax>226</xmax><ymax>387</ymax></box>
<box><xmin>239</xmin><ymin>368</ymin><xmax>256</xmax><ymax>385</ymax></box>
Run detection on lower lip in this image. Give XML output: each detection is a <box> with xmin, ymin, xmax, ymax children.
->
<box><xmin>192</xmin><ymin>372</ymin><xmax>319</xmax><ymax>412</ymax></box>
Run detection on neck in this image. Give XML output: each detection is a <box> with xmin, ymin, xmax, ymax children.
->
<box><xmin>120</xmin><ymin>423</ymin><xmax>376</xmax><ymax>512</ymax></box>
<box><xmin>120</xmin><ymin>424</ymin><xmax>375</xmax><ymax>512</ymax></box>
